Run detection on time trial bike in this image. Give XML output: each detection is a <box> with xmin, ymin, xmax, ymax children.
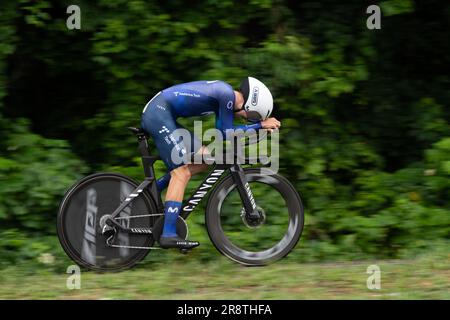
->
<box><xmin>57</xmin><ymin>127</ymin><xmax>304</xmax><ymax>271</ymax></box>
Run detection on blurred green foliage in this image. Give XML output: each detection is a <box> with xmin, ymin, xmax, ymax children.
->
<box><xmin>0</xmin><ymin>0</ymin><xmax>448</xmax><ymax>265</ymax></box>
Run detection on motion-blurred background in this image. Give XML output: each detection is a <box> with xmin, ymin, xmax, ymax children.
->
<box><xmin>0</xmin><ymin>0</ymin><xmax>448</xmax><ymax>299</ymax></box>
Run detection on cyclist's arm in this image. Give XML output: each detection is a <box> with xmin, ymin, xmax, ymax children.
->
<box><xmin>216</xmin><ymin>90</ymin><xmax>262</xmax><ymax>138</ymax></box>
<box><xmin>233</xmin><ymin>122</ymin><xmax>262</xmax><ymax>131</ymax></box>
<box><xmin>216</xmin><ymin>108</ymin><xmax>263</xmax><ymax>137</ymax></box>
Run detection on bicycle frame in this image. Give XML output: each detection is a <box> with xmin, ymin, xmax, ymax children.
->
<box><xmin>180</xmin><ymin>163</ymin><xmax>256</xmax><ymax>219</ymax></box>
<box><xmin>105</xmin><ymin>128</ymin><xmax>259</xmax><ymax>232</ymax></box>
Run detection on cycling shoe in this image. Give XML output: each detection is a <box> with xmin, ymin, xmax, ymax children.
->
<box><xmin>159</xmin><ymin>236</ymin><xmax>200</xmax><ymax>250</ymax></box>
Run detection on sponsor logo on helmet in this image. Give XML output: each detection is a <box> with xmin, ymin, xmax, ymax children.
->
<box><xmin>226</xmin><ymin>100</ymin><xmax>233</xmax><ymax>110</ymax></box>
<box><xmin>251</xmin><ymin>87</ymin><xmax>259</xmax><ymax>106</ymax></box>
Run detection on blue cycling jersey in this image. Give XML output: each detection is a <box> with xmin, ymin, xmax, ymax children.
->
<box><xmin>160</xmin><ymin>80</ymin><xmax>262</xmax><ymax>137</ymax></box>
<box><xmin>141</xmin><ymin>80</ymin><xmax>263</xmax><ymax>171</ymax></box>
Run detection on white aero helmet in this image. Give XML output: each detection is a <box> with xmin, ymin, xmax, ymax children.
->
<box><xmin>239</xmin><ymin>77</ymin><xmax>273</xmax><ymax>122</ymax></box>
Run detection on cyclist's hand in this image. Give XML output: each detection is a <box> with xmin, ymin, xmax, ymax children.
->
<box><xmin>261</xmin><ymin>117</ymin><xmax>281</xmax><ymax>132</ymax></box>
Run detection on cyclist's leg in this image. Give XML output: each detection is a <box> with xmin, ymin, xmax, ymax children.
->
<box><xmin>186</xmin><ymin>147</ymin><xmax>209</xmax><ymax>176</ymax></box>
<box><xmin>188</xmin><ymin>162</ymin><xmax>209</xmax><ymax>175</ymax></box>
<box><xmin>164</xmin><ymin>154</ymin><xmax>209</xmax><ymax>203</ymax></box>
<box><xmin>142</xmin><ymin>102</ymin><xmax>201</xmax><ymax>249</ymax></box>
<box><xmin>156</xmin><ymin>146</ymin><xmax>209</xmax><ymax>192</ymax></box>
<box><xmin>159</xmin><ymin>129</ymin><xmax>207</xmax><ymax>248</ymax></box>
<box><xmin>174</xmin><ymin>124</ymin><xmax>209</xmax><ymax>178</ymax></box>
<box><xmin>160</xmin><ymin>166</ymin><xmax>200</xmax><ymax>249</ymax></box>
<box><xmin>156</xmin><ymin>173</ymin><xmax>171</xmax><ymax>192</ymax></box>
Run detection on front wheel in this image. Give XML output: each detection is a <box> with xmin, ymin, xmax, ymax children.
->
<box><xmin>206</xmin><ymin>168</ymin><xmax>304</xmax><ymax>266</ymax></box>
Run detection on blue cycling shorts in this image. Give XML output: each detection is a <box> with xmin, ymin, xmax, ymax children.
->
<box><xmin>141</xmin><ymin>93</ymin><xmax>201</xmax><ymax>171</ymax></box>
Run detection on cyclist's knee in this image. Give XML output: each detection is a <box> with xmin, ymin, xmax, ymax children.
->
<box><xmin>188</xmin><ymin>163</ymin><xmax>209</xmax><ymax>176</ymax></box>
<box><xmin>170</xmin><ymin>165</ymin><xmax>192</xmax><ymax>183</ymax></box>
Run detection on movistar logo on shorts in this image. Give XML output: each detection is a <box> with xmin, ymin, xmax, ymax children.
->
<box><xmin>173</xmin><ymin>91</ymin><xmax>200</xmax><ymax>98</ymax></box>
<box><xmin>251</xmin><ymin>87</ymin><xmax>259</xmax><ymax>106</ymax></box>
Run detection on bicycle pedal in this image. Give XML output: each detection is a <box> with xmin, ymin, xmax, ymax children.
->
<box><xmin>180</xmin><ymin>248</ymin><xmax>190</xmax><ymax>254</ymax></box>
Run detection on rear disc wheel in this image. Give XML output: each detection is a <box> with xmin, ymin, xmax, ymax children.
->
<box><xmin>57</xmin><ymin>173</ymin><xmax>158</xmax><ymax>271</ymax></box>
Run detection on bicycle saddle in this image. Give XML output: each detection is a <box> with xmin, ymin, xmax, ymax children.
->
<box><xmin>128</xmin><ymin>127</ymin><xmax>150</xmax><ymax>139</ymax></box>
<box><xmin>128</xmin><ymin>127</ymin><xmax>145</xmax><ymax>134</ymax></box>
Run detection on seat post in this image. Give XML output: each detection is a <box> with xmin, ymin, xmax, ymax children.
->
<box><xmin>137</xmin><ymin>133</ymin><xmax>150</xmax><ymax>157</ymax></box>
<box><xmin>136</xmin><ymin>133</ymin><xmax>164</xmax><ymax>210</ymax></box>
<box><xmin>127</xmin><ymin>127</ymin><xmax>162</xmax><ymax>206</ymax></box>
<box><xmin>137</xmin><ymin>134</ymin><xmax>155</xmax><ymax>179</ymax></box>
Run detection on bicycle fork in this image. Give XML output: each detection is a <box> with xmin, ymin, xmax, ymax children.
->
<box><xmin>230</xmin><ymin>165</ymin><xmax>261</xmax><ymax>221</ymax></box>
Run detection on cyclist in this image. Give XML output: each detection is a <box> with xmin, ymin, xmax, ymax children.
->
<box><xmin>141</xmin><ymin>77</ymin><xmax>281</xmax><ymax>250</ymax></box>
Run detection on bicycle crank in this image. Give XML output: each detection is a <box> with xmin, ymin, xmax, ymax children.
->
<box><xmin>100</xmin><ymin>213</ymin><xmax>163</xmax><ymax>236</ymax></box>
<box><xmin>104</xmin><ymin>229</ymin><xmax>161</xmax><ymax>250</ymax></box>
